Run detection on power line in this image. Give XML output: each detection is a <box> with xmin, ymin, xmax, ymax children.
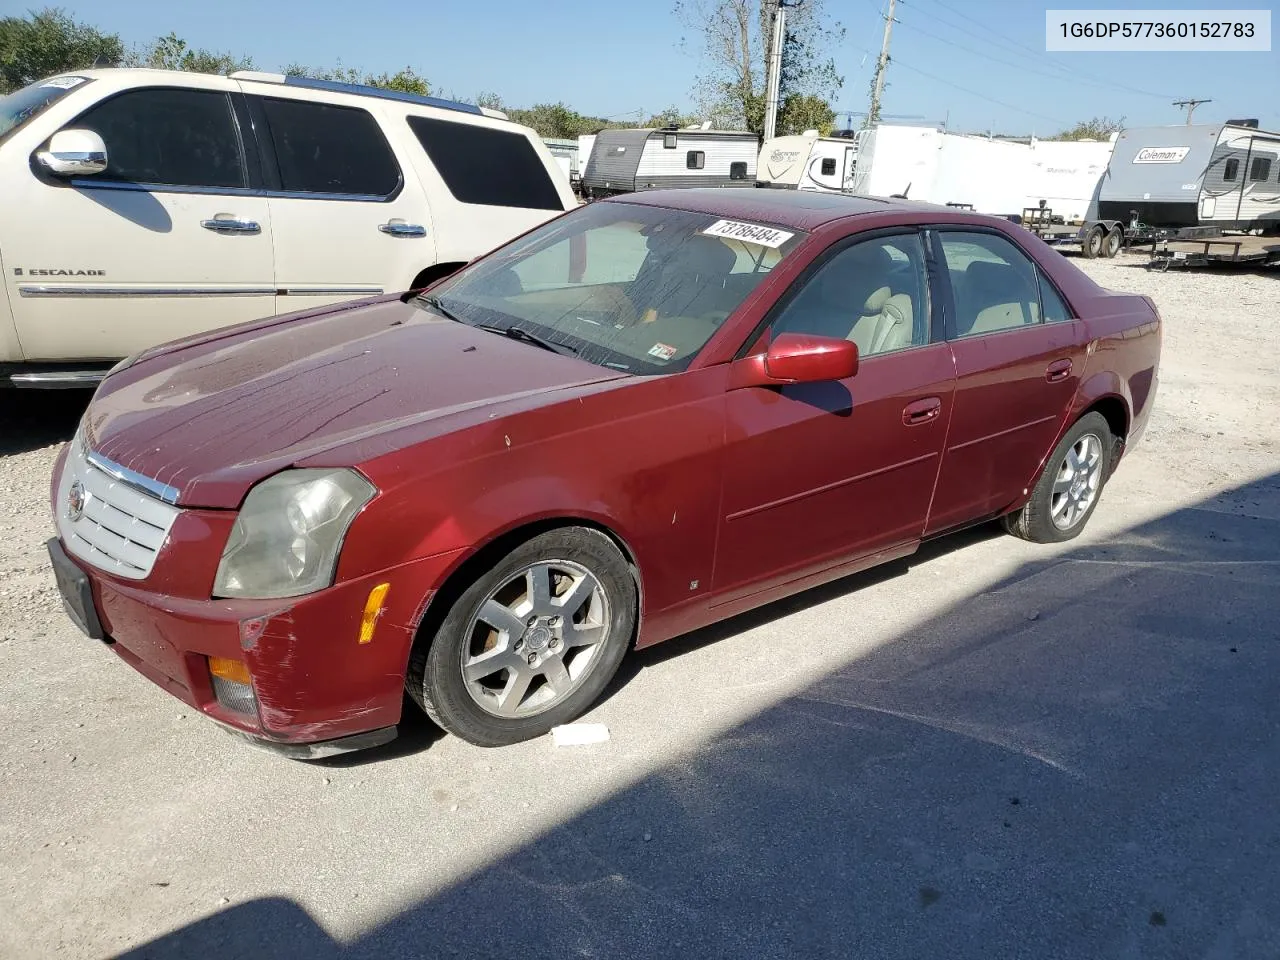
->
<box><xmin>913</xmin><ymin>0</ymin><xmax>1178</xmax><ymax>100</ymax></box>
<box><xmin>893</xmin><ymin>13</ymin><xmax>1168</xmax><ymax>102</ymax></box>
<box><xmin>884</xmin><ymin>53</ymin><xmax>1072</xmax><ymax>127</ymax></box>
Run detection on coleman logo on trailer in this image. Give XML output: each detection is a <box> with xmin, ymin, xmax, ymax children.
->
<box><xmin>1134</xmin><ymin>147</ymin><xmax>1190</xmax><ymax>164</ymax></box>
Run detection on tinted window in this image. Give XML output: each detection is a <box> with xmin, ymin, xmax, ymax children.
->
<box><xmin>262</xmin><ymin>97</ymin><xmax>399</xmax><ymax>196</ymax></box>
<box><xmin>407</xmin><ymin>115</ymin><xmax>562</xmax><ymax>210</ymax></box>
<box><xmin>1223</xmin><ymin>158</ymin><xmax>1239</xmax><ymax>181</ymax></box>
<box><xmin>771</xmin><ymin>233</ymin><xmax>930</xmax><ymax>356</ymax></box>
<box><xmin>687</xmin><ymin>150</ymin><xmax>705</xmax><ymax>170</ymax></box>
<box><xmin>431</xmin><ymin>202</ymin><xmax>805</xmax><ymax>374</ymax></box>
<box><xmin>1038</xmin><ymin>268</ymin><xmax>1072</xmax><ymax>322</ymax></box>
<box><xmin>730</xmin><ymin>161</ymin><xmax>747</xmax><ymax>180</ymax></box>
<box><xmin>820</xmin><ymin>157</ymin><xmax>836</xmax><ymax>176</ymax></box>
<box><xmin>1249</xmin><ymin>156</ymin><xmax>1272</xmax><ymax>181</ymax></box>
<box><xmin>73</xmin><ymin>88</ymin><xmax>244</xmax><ymax>188</ymax></box>
<box><xmin>940</xmin><ymin>232</ymin><xmax>1041</xmax><ymax>337</ymax></box>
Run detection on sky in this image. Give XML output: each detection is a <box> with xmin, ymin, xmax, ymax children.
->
<box><xmin>5</xmin><ymin>0</ymin><xmax>1277</xmax><ymax>135</ymax></box>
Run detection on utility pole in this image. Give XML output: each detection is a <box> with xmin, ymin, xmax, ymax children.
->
<box><xmin>1173</xmin><ymin>98</ymin><xmax>1211</xmax><ymax>124</ymax></box>
<box><xmin>762</xmin><ymin>0</ymin><xmax>786</xmax><ymax>141</ymax></box>
<box><xmin>867</xmin><ymin>0</ymin><xmax>897</xmax><ymax>127</ymax></box>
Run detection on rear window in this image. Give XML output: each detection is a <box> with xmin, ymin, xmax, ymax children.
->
<box><xmin>407</xmin><ymin>115</ymin><xmax>563</xmax><ymax>210</ymax></box>
<box><xmin>261</xmin><ymin>97</ymin><xmax>401</xmax><ymax>197</ymax></box>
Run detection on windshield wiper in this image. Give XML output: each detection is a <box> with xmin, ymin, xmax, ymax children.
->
<box><xmin>414</xmin><ymin>294</ymin><xmax>465</xmax><ymax>324</ymax></box>
<box><xmin>475</xmin><ymin>323</ymin><xmax>579</xmax><ymax>356</ymax></box>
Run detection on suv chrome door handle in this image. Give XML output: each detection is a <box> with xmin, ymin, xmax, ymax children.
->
<box><xmin>379</xmin><ymin>220</ymin><xmax>427</xmax><ymax>238</ymax></box>
<box><xmin>201</xmin><ymin>216</ymin><xmax>260</xmax><ymax>234</ymax></box>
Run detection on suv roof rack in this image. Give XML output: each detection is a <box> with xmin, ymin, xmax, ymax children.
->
<box><xmin>228</xmin><ymin>71</ymin><xmax>503</xmax><ymax>119</ymax></box>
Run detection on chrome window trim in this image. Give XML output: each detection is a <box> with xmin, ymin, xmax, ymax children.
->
<box><xmin>20</xmin><ymin>286</ymin><xmax>275</xmax><ymax>298</ymax></box>
<box><xmin>66</xmin><ymin>177</ymin><xmax>402</xmax><ymax>203</ymax></box>
<box><xmin>85</xmin><ymin>449</ymin><xmax>181</xmax><ymax>505</ymax></box>
<box><xmin>280</xmin><ymin>286</ymin><xmax>384</xmax><ymax>296</ymax></box>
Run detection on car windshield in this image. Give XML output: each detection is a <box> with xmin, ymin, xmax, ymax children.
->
<box><xmin>424</xmin><ymin>201</ymin><xmax>807</xmax><ymax>375</ymax></box>
<box><xmin>0</xmin><ymin>76</ymin><xmax>88</xmax><ymax>145</ymax></box>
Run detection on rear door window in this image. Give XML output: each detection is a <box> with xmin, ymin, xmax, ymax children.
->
<box><xmin>71</xmin><ymin>87</ymin><xmax>245</xmax><ymax>189</ymax></box>
<box><xmin>407</xmin><ymin>115</ymin><xmax>563</xmax><ymax>210</ymax></box>
<box><xmin>260</xmin><ymin>97</ymin><xmax>401</xmax><ymax>197</ymax></box>
<box><xmin>939</xmin><ymin>232</ymin><xmax>1043</xmax><ymax>337</ymax></box>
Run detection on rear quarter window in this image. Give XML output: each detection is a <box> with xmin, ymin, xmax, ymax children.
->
<box><xmin>407</xmin><ymin>115</ymin><xmax>563</xmax><ymax>211</ymax></box>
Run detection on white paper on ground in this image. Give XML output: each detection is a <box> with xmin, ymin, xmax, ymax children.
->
<box><xmin>551</xmin><ymin>723</ymin><xmax>611</xmax><ymax>746</ymax></box>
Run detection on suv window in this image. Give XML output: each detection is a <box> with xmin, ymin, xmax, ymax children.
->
<box><xmin>71</xmin><ymin>88</ymin><xmax>244</xmax><ymax>189</ymax></box>
<box><xmin>771</xmin><ymin>233</ymin><xmax>930</xmax><ymax>357</ymax></box>
<box><xmin>261</xmin><ymin>97</ymin><xmax>400</xmax><ymax>197</ymax></box>
<box><xmin>406</xmin><ymin>115</ymin><xmax>562</xmax><ymax>210</ymax></box>
<box><xmin>940</xmin><ymin>232</ymin><xmax>1042</xmax><ymax>337</ymax></box>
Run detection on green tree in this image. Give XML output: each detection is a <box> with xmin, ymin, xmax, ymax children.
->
<box><xmin>126</xmin><ymin>32</ymin><xmax>253</xmax><ymax>75</ymax></box>
<box><xmin>506</xmin><ymin>102</ymin><xmax>606</xmax><ymax>139</ymax></box>
<box><xmin>642</xmin><ymin>105</ymin><xmax>702</xmax><ymax>128</ymax></box>
<box><xmin>1051</xmin><ymin>116</ymin><xmax>1125</xmax><ymax>141</ymax></box>
<box><xmin>285</xmin><ymin>62</ymin><xmax>430</xmax><ymax>96</ymax></box>
<box><xmin>674</xmin><ymin>0</ymin><xmax>843</xmax><ymax>133</ymax></box>
<box><xmin>0</xmin><ymin>8</ymin><xmax>123</xmax><ymax>93</ymax></box>
<box><xmin>778</xmin><ymin>92</ymin><xmax>834</xmax><ymax>135</ymax></box>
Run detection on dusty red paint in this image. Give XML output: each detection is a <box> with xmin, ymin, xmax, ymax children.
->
<box><xmin>53</xmin><ymin>191</ymin><xmax>1161</xmax><ymax>748</ymax></box>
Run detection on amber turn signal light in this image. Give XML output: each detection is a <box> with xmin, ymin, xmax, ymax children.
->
<box><xmin>358</xmin><ymin>583</ymin><xmax>391</xmax><ymax>644</ymax></box>
<box><xmin>208</xmin><ymin>656</ymin><xmax>251</xmax><ymax>684</ymax></box>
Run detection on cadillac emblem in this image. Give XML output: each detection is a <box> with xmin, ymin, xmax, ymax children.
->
<box><xmin>66</xmin><ymin>480</ymin><xmax>87</xmax><ymax>522</ymax></box>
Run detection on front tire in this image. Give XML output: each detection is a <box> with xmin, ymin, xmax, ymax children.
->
<box><xmin>407</xmin><ymin>527</ymin><xmax>637</xmax><ymax>747</ymax></box>
<box><xmin>1003</xmin><ymin>412</ymin><xmax>1113</xmax><ymax>544</ymax></box>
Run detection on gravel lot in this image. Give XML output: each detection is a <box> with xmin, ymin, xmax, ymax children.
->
<box><xmin>1</xmin><ymin>256</ymin><xmax>1278</xmax><ymax>959</ymax></box>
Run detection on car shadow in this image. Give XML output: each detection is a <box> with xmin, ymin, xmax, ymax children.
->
<box><xmin>0</xmin><ymin>388</ymin><xmax>89</xmax><ymax>456</ymax></box>
<box><xmin>115</xmin><ymin>470</ymin><xmax>1280</xmax><ymax>958</ymax></box>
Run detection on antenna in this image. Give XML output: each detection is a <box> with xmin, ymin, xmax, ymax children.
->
<box><xmin>1173</xmin><ymin>98</ymin><xmax>1212</xmax><ymax>124</ymax></box>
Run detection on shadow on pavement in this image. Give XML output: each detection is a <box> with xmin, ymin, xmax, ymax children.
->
<box><xmin>119</xmin><ymin>472</ymin><xmax>1280</xmax><ymax>959</ymax></box>
<box><xmin>0</xmin><ymin>388</ymin><xmax>89</xmax><ymax>456</ymax></box>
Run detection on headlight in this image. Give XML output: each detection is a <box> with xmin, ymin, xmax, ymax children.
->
<box><xmin>213</xmin><ymin>469</ymin><xmax>375</xmax><ymax>599</ymax></box>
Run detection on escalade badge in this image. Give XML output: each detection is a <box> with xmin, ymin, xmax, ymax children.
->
<box><xmin>67</xmin><ymin>481</ymin><xmax>87</xmax><ymax>521</ymax></box>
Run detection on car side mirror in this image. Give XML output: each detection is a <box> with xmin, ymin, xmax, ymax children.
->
<box><xmin>36</xmin><ymin>128</ymin><xmax>108</xmax><ymax>178</ymax></box>
<box><xmin>731</xmin><ymin>332</ymin><xmax>859</xmax><ymax>389</ymax></box>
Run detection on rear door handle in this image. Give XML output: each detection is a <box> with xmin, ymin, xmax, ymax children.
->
<box><xmin>903</xmin><ymin>396</ymin><xmax>942</xmax><ymax>426</ymax></box>
<box><xmin>200</xmin><ymin>215</ymin><xmax>260</xmax><ymax>234</ymax></box>
<box><xmin>1045</xmin><ymin>358</ymin><xmax>1073</xmax><ymax>382</ymax></box>
<box><xmin>379</xmin><ymin>219</ymin><xmax>427</xmax><ymax>238</ymax></box>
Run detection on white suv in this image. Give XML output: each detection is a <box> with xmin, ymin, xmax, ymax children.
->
<box><xmin>0</xmin><ymin>69</ymin><xmax>575</xmax><ymax>387</ymax></box>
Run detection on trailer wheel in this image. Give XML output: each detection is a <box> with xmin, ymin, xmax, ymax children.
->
<box><xmin>1102</xmin><ymin>228</ymin><xmax>1122</xmax><ymax>258</ymax></box>
<box><xmin>1082</xmin><ymin>224</ymin><xmax>1105</xmax><ymax>259</ymax></box>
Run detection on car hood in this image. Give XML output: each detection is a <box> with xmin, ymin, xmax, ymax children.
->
<box><xmin>84</xmin><ymin>297</ymin><xmax>628</xmax><ymax>508</ymax></box>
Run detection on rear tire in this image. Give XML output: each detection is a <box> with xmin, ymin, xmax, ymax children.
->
<box><xmin>1081</xmin><ymin>224</ymin><xmax>1105</xmax><ymax>259</ymax></box>
<box><xmin>407</xmin><ymin>527</ymin><xmax>636</xmax><ymax>747</ymax></box>
<box><xmin>1003</xmin><ymin>412</ymin><xmax>1113</xmax><ymax>544</ymax></box>
<box><xmin>1102</xmin><ymin>228</ymin><xmax>1122</xmax><ymax>258</ymax></box>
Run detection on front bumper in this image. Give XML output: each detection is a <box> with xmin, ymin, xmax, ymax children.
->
<box><xmin>48</xmin><ymin>532</ymin><xmax>466</xmax><ymax>752</ymax></box>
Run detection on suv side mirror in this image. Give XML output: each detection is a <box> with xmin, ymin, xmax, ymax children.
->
<box><xmin>36</xmin><ymin>128</ymin><xmax>108</xmax><ymax>178</ymax></box>
<box><xmin>731</xmin><ymin>332</ymin><xmax>859</xmax><ymax>389</ymax></box>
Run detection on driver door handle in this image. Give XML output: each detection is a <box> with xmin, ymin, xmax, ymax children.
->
<box><xmin>201</xmin><ymin>215</ymin><xmax>260</xmax><ymax>234</ymax></box>
<box><xmin>379</xmin><ymin>219</ymin><xmax>427</xmax><ymax>238</ymax></box>
<box><xmin>903</xmin><ymin>396</ymin><xmax>942</xmax><ymax>426</ymax></box>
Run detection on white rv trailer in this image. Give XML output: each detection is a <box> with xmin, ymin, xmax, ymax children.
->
<box><xmin>756</xmin><ymin>130</ymin><xmax>859</xmax><ymax>191</ymax></box>
<box><xmin>1026</xmin><ymin>121</ymin><xmax>1280</xmax><ymax>265</ymax></box>
<box><xmin>577</xmin><ymin>133</ymin><xmax>597</xmax><ymax>178</ymax></box>
<box><xmin>580</xmin><ymin>127</ymin><xmax>758</xmax><ymax>199</ymax></box>
<box><xmin>1024</xmin><ymin>137</ymin><xmax>1116</xmax><ymax>223</ymax></box>
<box><xmin>542</xmin><ymin>138</ymin><xmax>580</xmax><ymax>185</ymax></box>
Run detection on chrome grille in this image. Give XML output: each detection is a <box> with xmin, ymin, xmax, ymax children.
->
<box><xmin>55</xmin><ymin>434</ymin><xmax>180</xmax><ymax>579</ymax></box>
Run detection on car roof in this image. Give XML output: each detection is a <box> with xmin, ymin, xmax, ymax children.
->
<box><xmin>608</xmin><ymin>188</ymin><xmax>941</xmax><ymax>231</ymax></box>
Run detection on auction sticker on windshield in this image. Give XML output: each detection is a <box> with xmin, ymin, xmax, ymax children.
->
<box><xmin>702</xmin><ymin>219</ymin><xmax>795</xmax><ymax>248</ymax></box>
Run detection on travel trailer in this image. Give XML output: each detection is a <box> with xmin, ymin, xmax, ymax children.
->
<box><xmin>756</xmin><ymin>130</ymin><xmax>858</xmax><ymax>191</ymax></box>
<box><xmin>1098</xmin><ymin>122</ymin><xmax>1280</xmax><ymax>231</ymax></box>
<box><xmin>580</xmin><ymin>127</ymin><xmax>758</xmax><ymax>199</ymax></box>
<box><xmin>1024</xmin><ymin>137</ymin><xmax>1116</xmax><ymax>223</ymax></box>
<box><xmin>542</xmin><ymin>138</ymin><xmax>581</xmax><ymax>186</ymax></box>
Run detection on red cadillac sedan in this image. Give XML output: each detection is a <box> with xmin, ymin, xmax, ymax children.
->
<box><xmin>47</xmin><ymin>189</ymin><xmax>1160</xmax><ymax>755</ymax></box>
